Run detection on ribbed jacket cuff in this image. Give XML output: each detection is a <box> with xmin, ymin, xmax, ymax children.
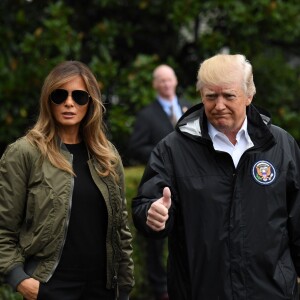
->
<box><xmin>6</xmin><ymin>264</ymin><xmax>30</xmax><ymax>291</ymax></box>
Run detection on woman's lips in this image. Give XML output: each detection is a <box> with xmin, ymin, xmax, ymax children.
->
<box><xmin>62</xmin><ymin>112</ymin><xmax>76</xmax><ymax>118</ymax></box>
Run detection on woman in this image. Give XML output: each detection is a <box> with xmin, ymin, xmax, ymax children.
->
<box><xmin>0</xmin><ymin>61</ymin><xmax>134</xmax><ymax>300</ymax></box>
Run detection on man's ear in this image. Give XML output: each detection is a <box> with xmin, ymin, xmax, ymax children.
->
<box><xmin>246</xmin><ymin>95</ymin><xmax>253</xmax><ymax>106</ymax></box>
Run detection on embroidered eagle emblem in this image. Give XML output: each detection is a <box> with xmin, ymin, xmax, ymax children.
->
<box><xmin>252</xmin><ymin>160</ymin><xmax>276</xmax><ymax>185</ymax></box>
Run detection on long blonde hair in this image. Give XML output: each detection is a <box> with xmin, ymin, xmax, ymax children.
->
<box><xmin>26</xmin><ymin>61</ymin><xmax>119</xmax><ymax>182</ymax></box>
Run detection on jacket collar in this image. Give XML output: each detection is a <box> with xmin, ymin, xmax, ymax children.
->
<box><xmin>176</xmin><ymin>103</ymin><xmax>275</xmax><ymax>149</ymax></box>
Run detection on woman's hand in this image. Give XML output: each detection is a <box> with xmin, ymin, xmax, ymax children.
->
<box><xmin>17</xmin><ymin>278</ymin><xmax>40</xmax><ymax>300</ymax></box>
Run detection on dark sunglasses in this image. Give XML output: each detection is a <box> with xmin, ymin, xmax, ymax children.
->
<box><xmin>50</xmin><ymin>89</ymin><xmax>90</xmax><ymax>106</ymax></box>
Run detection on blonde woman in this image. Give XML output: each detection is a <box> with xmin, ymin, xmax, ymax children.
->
<box><xmin>0</xmin><ymin>61</ymin><xmax>134</xmax><ymax>300</ymax></box>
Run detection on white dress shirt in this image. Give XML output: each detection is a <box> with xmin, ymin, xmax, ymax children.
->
<box><xmin>208</xmin><ymin>117</ymin><xmax>254</xmax><ymax>168</ymax></box>
<box><xmin>157</xmin><ymin>96</ymin><xmax>182</xmax><ymax>120</ymax></box>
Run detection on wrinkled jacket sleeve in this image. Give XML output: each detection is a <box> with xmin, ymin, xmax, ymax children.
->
<box><xmin>0</xmin><ymin>140</ymin><xmax>32</xmax><ymax>289</ymax></box>
<box><xmin>115</xmin><ymin>152</ymin><xmax>135</xmax><ymax>296</ymax></box>
<box><xmin>131</xmin><ymin>139</ymin><xmax>175</xmax><ymax>239</ymax></box>
<box><xmin>286</xmin><ymin>137</ymin><xmax>300</xmax><ymax>276</ymax></box>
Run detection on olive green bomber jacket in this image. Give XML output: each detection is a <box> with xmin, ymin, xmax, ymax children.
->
<box><xmin>0</xmin><ymin>137</ymin><xmax>134</xmax><ymax>297</ymax></box>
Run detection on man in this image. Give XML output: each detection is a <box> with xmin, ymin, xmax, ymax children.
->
<box><xmin>128</xmin><ymin>64</ymin><xmax>190</xmax><ymax>165</ymax></box>
<box><xmin>132</xmin><ymin>54</ymin><xmax>300</xmax><ymax>299</ymax></box>
<box><xmin>128</xmin><ymin>64</ymin><xmax>191</xmax><ymax>300</ymax></box>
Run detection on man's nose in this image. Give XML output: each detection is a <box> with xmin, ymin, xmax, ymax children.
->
<box><xmin>215</xmin><ymin>97</ymin><xmax>226</xmax><ymax>110</ymax></box>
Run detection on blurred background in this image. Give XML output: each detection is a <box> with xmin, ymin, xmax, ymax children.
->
<box><xmin>1</xmin><ymin>0</ymin><xmax>300</xmax><ymax>159</ymax></box>
<box><xmin>1</xmin><ymin>0</ymin><xmax>300</xmax><ymax>299</ymax></box>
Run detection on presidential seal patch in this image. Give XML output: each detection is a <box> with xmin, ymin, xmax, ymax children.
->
<box><xmin>252</xmin><ymin>160</ymin><xmax>276</xmax><ymax>185</ymax></box>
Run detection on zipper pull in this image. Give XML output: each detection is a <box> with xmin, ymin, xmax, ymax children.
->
<box><xmin>113</xmin><ymin>275</ymin><xmax>119</xmax><ymax>299</ymax></box>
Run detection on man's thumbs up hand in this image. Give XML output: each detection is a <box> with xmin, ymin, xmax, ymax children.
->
<box><xmin>146</xmin><ymin>187</ymin><xmax>172</xmax><ymax>231</ymax></box>
<box><xmin>162</xmin><ymin>186</ymin><xmax>172</xmax><ymax>209</ymax></box>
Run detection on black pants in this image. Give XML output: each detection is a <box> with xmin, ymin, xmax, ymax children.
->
<box><xmin>146</xmin><ymin>237</ymin><xmax>168</xmax><ymax>296</ymax></box>
<box><xmin>36</xmin><ymin>267</ymin><xmax>115</xmax><ymax>300</ymax></box>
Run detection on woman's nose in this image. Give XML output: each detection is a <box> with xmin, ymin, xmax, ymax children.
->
<box><xmin>64</xmin><ymin>93</ymin><xmax>74</xmax><ymax>106</ymax></box>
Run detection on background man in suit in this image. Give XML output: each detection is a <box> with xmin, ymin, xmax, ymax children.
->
<box><xmin>128</xmin><ymin>64</ymin><xmax>191</xmax><ymax>300</ymax></box>
<box><xmin>128</xmin><ymin>64</ymin><xmax>190</xmax><ymax>164</ymax></box>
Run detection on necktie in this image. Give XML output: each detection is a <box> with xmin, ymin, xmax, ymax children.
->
<box><xmin>169</xmin><ymin>105</ymin><xmax>177</xmax><ymax>127</ymax></box>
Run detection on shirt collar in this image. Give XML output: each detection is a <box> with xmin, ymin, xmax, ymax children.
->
<box><xmin>208</xmin><ymin>117</ymin><xmax>252</xmax><ymax>145</ymax></box>
<box><xmin>157</xmin><ymin>95</ymin><xmax>178</xmax><ymax>109</ymax></box>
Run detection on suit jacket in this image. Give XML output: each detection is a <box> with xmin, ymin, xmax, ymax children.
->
<box><xmin>128</xmin><ymin>98</ymin><xmax>191</xmax><ymax>164</ymax></box>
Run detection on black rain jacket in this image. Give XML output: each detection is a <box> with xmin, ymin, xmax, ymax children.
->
<box><xmin>132</xmin><ymin>103</ymin><xmax>300</xmax><ymax>300</ymax></box>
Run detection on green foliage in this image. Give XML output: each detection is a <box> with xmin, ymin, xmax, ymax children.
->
<box><xmin>1</xmin><ymin>0</ymin><xmax>300</xmax><ymax>151</ymax></box>
<box><xmin>0</xmin><ymin>285</ymin><xmax>21</xmax><ymax>300</ymax></box>
<box><xmin>107</xmin><ymin>54</ymin><xmax>159</xmax><ymax>155</ymax></box>
<box><xmin>0</xmin><ymin>1</ymin><xmax>82</xmax><ymax>144</ymax></box>
<box><xmin>252</xmin><ymin>51</ymin><xmax>300</xmax><ymax>140</ymax></box>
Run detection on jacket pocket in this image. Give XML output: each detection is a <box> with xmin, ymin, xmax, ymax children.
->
<box><xmin>273</xmin><ymin>249</ymin><xmax>297</xmax><ymax>298</ymax></box>
<box><xmin>19</xmin><ymin>185</ymin><xmax>58</xmax><ymax>254</ymax></box>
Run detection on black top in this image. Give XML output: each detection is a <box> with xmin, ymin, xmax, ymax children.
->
<box><xmin>56</xmin><ymin>142</ymin><xmax>107</xmax><ymax>279</ymax></box>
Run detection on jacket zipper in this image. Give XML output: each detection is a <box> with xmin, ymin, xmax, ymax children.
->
<box><xmin>113</xmin><ymin>271</ymin><xmax>119</xmax><ymax>300</ymax></box>
<box><xmin>111</xmin><ymin>194</ymin><xmax>119</xmax><ymax>299</ymax></box>
<box><xmin>45</xmin><ymin>154</ymin><xmax>74</xmax><ymax>282</ymax></box>
<box><xmin>101</xmin><ymin>172</ymin><xmax>119</xmax><ymax>298</ymax></box>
